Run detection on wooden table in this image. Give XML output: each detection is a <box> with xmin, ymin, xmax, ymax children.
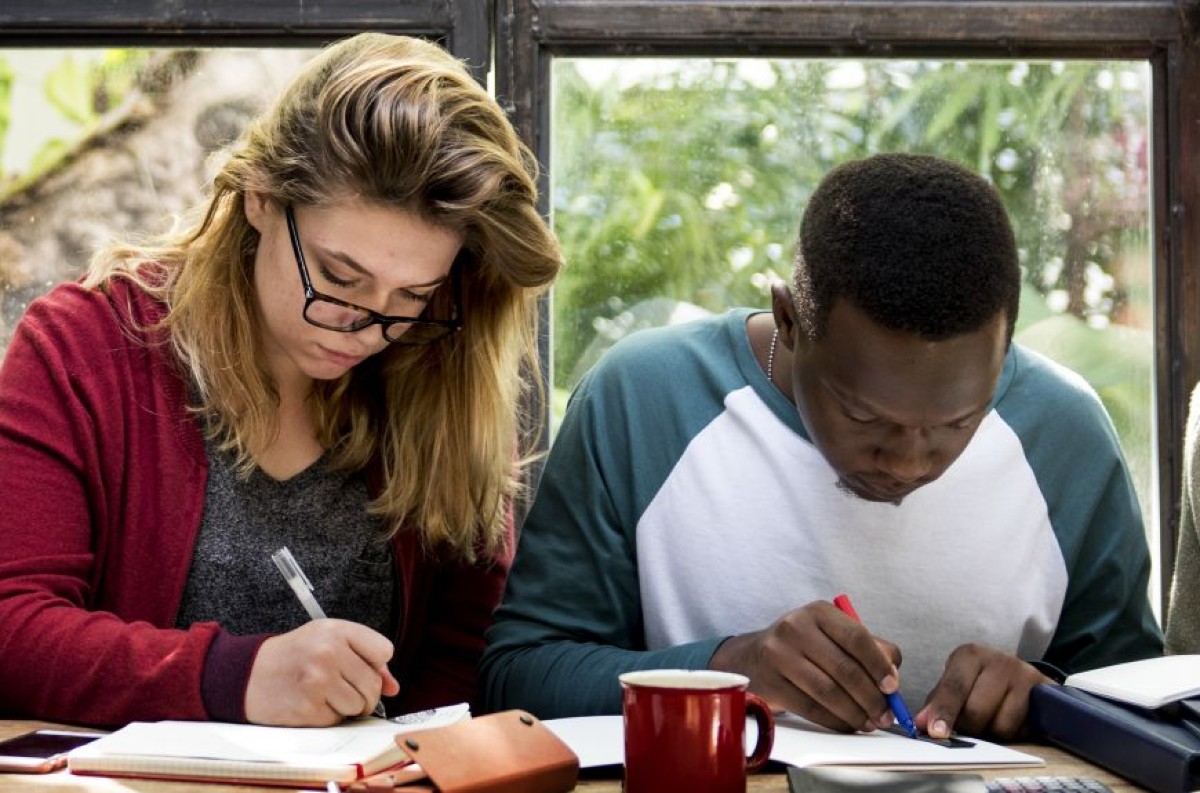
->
<box><xmin>0</xmin><ymin>720</ymin><xmax>1142</xmax><ymax>792</ymax></box>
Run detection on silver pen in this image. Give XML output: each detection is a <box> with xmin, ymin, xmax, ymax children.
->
<box><xmin>270</xmin><ymin>546</ymin><xmax>387</xmax><ymax>718</ymax></box>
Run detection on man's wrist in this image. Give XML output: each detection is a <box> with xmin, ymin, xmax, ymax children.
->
<box><xmin>708</xmin><ymin>632</ymin><xmax>755</xmax><ymax>674</ymax></box>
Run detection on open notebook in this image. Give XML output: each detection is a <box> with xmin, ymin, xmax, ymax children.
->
<box><xmin>66</xmin><ymin>703</ymin><xmax>469</xmax><ymax>788</ymax></box>
<box><xmin>544</xmin><ymin>713</ymin><xmax>1044</xmax><ymax>771</ymax></box>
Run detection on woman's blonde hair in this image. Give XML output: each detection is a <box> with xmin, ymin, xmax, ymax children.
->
<box><xmin>84</xmin><ymin>33</ymin><xmax>562</xmax><ymax>561</ymax></box>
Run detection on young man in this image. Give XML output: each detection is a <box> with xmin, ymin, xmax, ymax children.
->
<box><xmin>482</xmin><ymin>153</ymin><xmax>1162</xmax><ymax>740</ymax></box>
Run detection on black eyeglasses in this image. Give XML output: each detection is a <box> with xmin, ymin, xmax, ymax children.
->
<box><xmin>286</xmin><ymin>205</ymin><xmax>462</xmax><ymax>345</ymax></box>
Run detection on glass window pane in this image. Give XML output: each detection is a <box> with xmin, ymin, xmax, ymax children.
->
<box><xmin>550</xmin><ymin>57</ymin><xmax>1156</xmax><ymax>607</ymax></box>
<box><xmin>0</xmin><ymin>47</ymin><xmax>315</xmax><ymax>354</ymax></box>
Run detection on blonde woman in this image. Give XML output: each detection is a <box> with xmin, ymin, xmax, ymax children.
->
<box><xmin>0</xmin><ymin>32</ymin><xmax>560</xmax><ymax>728</ymax></box>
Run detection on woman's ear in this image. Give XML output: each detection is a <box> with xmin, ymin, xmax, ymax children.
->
<box><xmin>771</xmin><ymin>281</ymin><xmax>800</xmax><ymax>352</ymax></box>
<box><xmin>243</xmin><ymin>191</ymin><xmax>274</xmax><ymax>233</ymax></box>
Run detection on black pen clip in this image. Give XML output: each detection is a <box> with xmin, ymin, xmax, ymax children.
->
<box><xmin>881</xmin><ymin>725</ymin><xmax>973</xmax><ymax>748</ymax></box>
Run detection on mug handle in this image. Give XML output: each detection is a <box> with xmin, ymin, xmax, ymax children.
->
<box><xmin>744</xmin><ymin>692</ymin><xmax>775</xmax><ymax>772</ymax></box>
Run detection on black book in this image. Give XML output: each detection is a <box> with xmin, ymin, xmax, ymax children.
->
<box><xmin>1027</xmin><ymin>682</ymin><xmax>1200</xmax><ymax>793</ymax></box>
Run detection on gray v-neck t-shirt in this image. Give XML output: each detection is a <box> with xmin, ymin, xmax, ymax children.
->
<box><xmin>175</xmin><ymin>437</ymin><xmax>397</xmax><ymax>640</ymax></box>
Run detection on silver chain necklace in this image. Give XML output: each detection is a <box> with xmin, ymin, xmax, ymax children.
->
<box><xmin>766</xmin><ymin>327</ymin><xmax>779</xmax><ymax>382</ymax></box>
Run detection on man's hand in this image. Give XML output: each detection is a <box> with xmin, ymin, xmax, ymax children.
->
<box><xmin>244</xmin><ymin>619</ymin><xmax>402</xmax><ymax>726</ymax></box>
<box><xmin>709</xmin><ymin>600</ymin><xmax>903</xmax><ymax>733</ymax></box>
<box><xmin>917</xmin><ymin>643</ymin><xmax>1051</xmax><ymax>741</ymax></box>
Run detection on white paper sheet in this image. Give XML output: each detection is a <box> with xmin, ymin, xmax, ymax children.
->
<box><xmin>543</xmin><ymin>713</ymin><xmax>1044</xmax><ymax>771</ymax></box>
<box><xmin>1064</xmin><ymin>655</ymin><xmax>1200</xmax><ymax>708</ymax></box>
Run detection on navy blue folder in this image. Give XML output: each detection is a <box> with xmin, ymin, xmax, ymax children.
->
<box><xmin>1027</xmin><ymin>683</ymin><xmax>1200</xmax><ymax>793</ymax></box>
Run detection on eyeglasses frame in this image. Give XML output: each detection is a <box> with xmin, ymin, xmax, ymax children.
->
<box><xmin>285</xmin><ymin>204</ymin><xmax>462</xmax><ymax>344</ymax></box>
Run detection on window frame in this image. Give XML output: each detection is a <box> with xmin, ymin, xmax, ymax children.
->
<box><xmin>0</xmin><ymin>1</ymin><xmax>491</xmax><ymax>80</ymax></box>
<box><xmin>495</xmin><ymin>0</ymin><xmax>1200</xmax><ymax>609</ymax></box>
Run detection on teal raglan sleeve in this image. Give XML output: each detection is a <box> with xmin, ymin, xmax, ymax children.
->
<box><xmin>480</xmin><ymin>342</ymin><xmax>725</xmax><ymax>718</ymax></box>
<box><xmin>1006</xmin><ymin>349</ymin><xmax>1163</xmax><ymax>673</ymax></box>
<box><xmin>1041</xmin><ymin>453</ymin><xmax>1163</xmax><ymax>674</ymax></box>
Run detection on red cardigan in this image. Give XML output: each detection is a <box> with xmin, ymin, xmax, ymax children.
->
<box><xmin>0</xmin><ymin>279</ymin><xmax>511</xmax><ymax>727</ymax></box>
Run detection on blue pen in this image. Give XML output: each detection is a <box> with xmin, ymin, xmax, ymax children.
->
<box><xmin>832</xmin><ymin>593</ymin><xmax>919</xmax><ymax>739</ymax></box>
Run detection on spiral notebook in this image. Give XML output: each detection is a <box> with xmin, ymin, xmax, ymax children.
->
<box><xmin>66</xmin><ymin>703</ymin><xmax>469</xmax><ymax>788</ymax></box>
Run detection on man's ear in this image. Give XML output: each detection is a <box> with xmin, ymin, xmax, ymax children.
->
<box><xmin>771</xmin><ymin>281</ymin><xmax>801</xmax><ymax>352</ymax></box>
<box><xmin>243</xmin><ymin>190</ymin><xmax>274</xmax><ymax>232</ymax></box>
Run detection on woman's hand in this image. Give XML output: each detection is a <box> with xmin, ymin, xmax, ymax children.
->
<box><xmin>244</xmin><ymin>619</ymin><xmax>401</xmax><ymax>726</ymax></box>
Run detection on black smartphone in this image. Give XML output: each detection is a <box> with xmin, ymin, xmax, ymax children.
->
<box><xmin>0</xmin><ymin>729</ymin><xmax>101</xmax><ymax>773</ymax></box>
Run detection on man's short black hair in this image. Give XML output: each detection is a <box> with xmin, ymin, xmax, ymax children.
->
<box><xmin>792</xmin><ymin>152</ymin><xmax>1020</xmax><ymax>341</ymax></box>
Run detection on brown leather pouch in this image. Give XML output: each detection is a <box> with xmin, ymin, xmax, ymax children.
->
<box><xmin>349</xmin><ymin>710</ymin><xmax>579</xmax><ymax>793</ymax></box>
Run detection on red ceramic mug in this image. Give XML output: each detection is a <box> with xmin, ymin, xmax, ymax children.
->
<box><xmin>620</xmin><ymin>669</ymin><xmax>775</xmax><ymax>793</ymax></box>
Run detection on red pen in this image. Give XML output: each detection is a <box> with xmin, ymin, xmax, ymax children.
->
<box><xmin>833</xmin><ymin>593</ymin><xmax>919</xmax><ymax>738</ymax></box>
